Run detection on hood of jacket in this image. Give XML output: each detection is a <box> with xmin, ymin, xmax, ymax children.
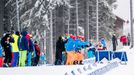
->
<box><xmin>21</xmin><ymin>31</ymin><xmax>27</xmax><ymax>36</ymax></box>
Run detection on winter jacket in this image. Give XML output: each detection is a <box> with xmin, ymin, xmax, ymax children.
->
<box><xmin>1</xmin><ymin>34</ymin><xmax>12</xmax><ymax>52</ymax></box>
<box><xmin>0</xmin><ymin>44</ymin><xmax>2</xmax><ymax>57</ymax></box>
<box><xmin>1</xmin><ymin>34</ymin><xmax>14</xmax><ymax>48</ymax></box>
<box><xmin>11</xmin><ymin>34</ymin><xmax>20</xmax><ymax>52</ymax></box>
<box><xmin>120</xmin><ymin>36</ymin><xmax>127</xmax><ymax>44</ymax></box>
<box><xmin>20</xmin><ymin>31</ymin><xmax>29</xmax><ymax>50</ymax></box>
<box><xmin>101</xmin><ymin>38</ymin><xmax>106</xmax><ymax>47</ymax></box>
<box><xmin>3</xmin><ymin>41</ymin><xmax>12</xmax><ymax>52</ymax></box>
<box><xmin>56</xmin><ymin>37</ymin><xmax>68</xmax><ymax>61</ymax></box>
<box><xmin>65</xmin><ymin>38</ymin><xmax>75</xmax><ymax>51</ymax></box>
<box><xmin>28</xmin><ymin>39</ymin><xmax>34</xmax><ymax>52</ymax></box>
<box><xmin>112</xmin><ymin>36</ymin><xmax>118</xmax><ymax>45</ymax></box>
<box><xmin>26</xmin><ymin>34</ymin><xmax>31</xmax><ymax>46</ymax></box>
<box><xmin>34</xmin><ymin>44</ymin><xmax>40</xmax><ymax>56</ymax></box>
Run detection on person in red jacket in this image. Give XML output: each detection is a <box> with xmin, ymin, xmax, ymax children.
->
<box><xmin>34</xmin><ymin>41</ymin><xmax>40</xmax><ymax>66</ymax></box>
<box><xmin>120</xmin><ymin>35</ymin><xmax>127</xmax><ymax>46</ymax></box>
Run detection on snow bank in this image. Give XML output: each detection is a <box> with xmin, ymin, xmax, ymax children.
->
<box><xmin>0</xmin><ymin>46</ymin><xmax>131</xmax><ymax>75</ymax></box>
<box><xmin>104</xmin><ymin>46</ymin><xmax>134</xmax><ymax>75</ymax></box>
<box><xmin>0</xmin><ymin>59</ymin><xmax>119</xmax><ymax>75</ymax></box>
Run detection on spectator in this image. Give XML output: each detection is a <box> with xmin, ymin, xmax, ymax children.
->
<box><xmin>0</xmin><ymin>41</ymin><xmax>3</xmax><ymax>67</ymax></box>
<box><xmin>1</xmin><ymin>33</ymin><xmax>13</xmax><ymax>67</ymax></box>
<box><xmin>112</xmin><ymin>34</ymin><xmax>118</xmax><ymax>51</ymax></box>
<box><xmin>26</xmin><ymin>34</ymin><xmax>35</xmax><ymax>66</ymax></box>
<box><xmin>34</xmin><ymin>41</ymin><xmax>40</xmax><ymax>66</ymax></box>
<box><xmin>11</xmin><ymin>31</ymin><xmax>20</xmax><ymax>67</ymax></box>
<box><xmin>55</xmin><ymin>36</ymin><xmax>67</xmax><ymax>65</ymax></box>
<box><xmin>97</xmin><ymin>41</ymin><xmax>104</xmax><ymax>50</ymax></box>
<box><xmin>19</xmin><ymin>31</ymin><xmax>29</xmax><ymax>67</ymax></box>
<box><xmin>127</xmin><ymin>33</ymin><xmax>130</xmax><ymax>46</ymax></box>
<box><xmin>100</xmin><ymin>37</ymin><xmax>107</xmax><ymax>50</ymax></box>
<box><xmin>120</xmin><ymin>35</ymin><xmax>127</xmax><ymax>46</ymax></box>
<box><xmin>39</xmin><ymin>52</ymin><xmax>46</xmax><ymax>65</ymax></box>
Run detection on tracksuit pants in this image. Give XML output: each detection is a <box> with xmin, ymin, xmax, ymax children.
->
<box><xmin>19</xmin><ymin>50</ymin><xmax>27</xmax><ymax>67</ymax></box>
<box><xmin>11</xmin><ymin>52</ymin><xmax>19</xmax><ymax>67</ymax></box>
<box><xmin>26</xmin><ymin>52</ymin><xmax>32</xmax><ymax>66</ymax></box>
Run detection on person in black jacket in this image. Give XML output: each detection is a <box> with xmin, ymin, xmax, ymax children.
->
<box><xmin>55</xmin><ymin>36</ymin><xmax>67</xmax><ymax>65</ymax></box>
<box><xmin>127</xmin><ymin>33</ymin><xmax>130</xmax><ymax>46</ymax></box>
<box><xmin>1</xmin><ymin>33</ymin><xmax>14</xmax><ymax>67</ymax></box>
<box><xmin>112</xmin><ymin>34</ymin><xmax>118</xmax><ymax>51</ymax></box>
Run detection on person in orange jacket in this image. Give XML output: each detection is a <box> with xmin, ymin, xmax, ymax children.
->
<box><xmin>75</xmin><ymin>51</ymin><xmax>83</xmax><ymax>64</ymax></box>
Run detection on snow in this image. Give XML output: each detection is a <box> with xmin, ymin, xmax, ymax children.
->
<box><xmin>104</xmin><ymin>46</ymin><xmax>134</xmax><ymax>75</ymax></box>
<box><xmin>34</xmin><ymin>0</ymin><xmax>40</xmax><ymax>7</ymax></box>
<box><xmin>0</xmin><ymin>46</ymin><xmax>133</xmax><ymax>75</ymax></box>
<box><xmin>0</xmin><ymin>63</ymin><xmax>115</xmax><ymax>75</ymax></box>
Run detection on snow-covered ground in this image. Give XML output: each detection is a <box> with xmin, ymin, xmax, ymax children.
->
<box><xmin>0</xmin><ymin>46</ymin><xmax>133</xmax><ymax>75</ymax></box>
<box><xmin>104</xmin><ymin>46</ymin><xmax>134</xmax><ymax>75</ymax></box>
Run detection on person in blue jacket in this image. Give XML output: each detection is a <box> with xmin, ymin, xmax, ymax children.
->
<box><xmin>26</xmin><ymin>38</ymin><xmax>34</xmax><ymax>66</ymax></box>
<box><xmin>0</xmin><ymin>42</ymin><xmax>2</xmax><ymax>57</ymax></box>
<box><xmin>19</xmin><ymin>31</ymin><xmax>29</xmax><ymax>67</ymax></box>
<box><xmin>0</xmin><ymin>39</ymin><xmax>3</xmax><ymax>56</ymax></box>
<box><xmin>39</xmin><ymin>52</ymin><xmax>46</xmax><ymax>65</ymax></box>
<box><xmin>100</xmin><ymin>37</ymin><xmax>107</xmax><ymax>50</ymax></box>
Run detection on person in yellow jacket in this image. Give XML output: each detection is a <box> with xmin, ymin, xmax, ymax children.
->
<box><xmin>11</xmin><ymin>31</ymin><xmax>20</xmax><ymax>67</ymax></box>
